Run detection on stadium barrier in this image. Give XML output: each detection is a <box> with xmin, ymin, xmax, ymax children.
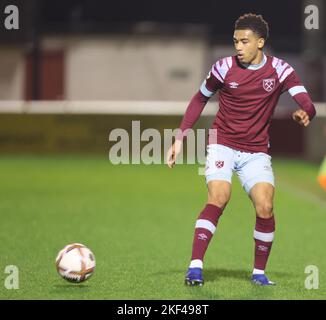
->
<box><xmin>0</xmin><ymin>101</ymin><xmax>325</xmax><ymax>162</ymax></box>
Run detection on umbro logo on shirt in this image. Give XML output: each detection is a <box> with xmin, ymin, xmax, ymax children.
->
<box><xmin>229</xmin><ymin>82</ymin><xmax>239</xmax><ymax>89</ymax></box>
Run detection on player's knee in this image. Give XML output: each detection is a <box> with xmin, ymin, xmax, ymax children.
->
<box><xmin>255</xmin><ymin>202</ymin><xmax>274</xmax><ymax>218</ymax></box>
<box><xmin>208</xmin><ymin>193</ymin><xmax>230</xmax><ymax>210</ymax></box>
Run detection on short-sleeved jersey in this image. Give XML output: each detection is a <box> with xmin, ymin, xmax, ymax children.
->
<box><xmin>200</xmin><ymin>54</ymin><xmax>309</xmax><ymax>153</ymax></box>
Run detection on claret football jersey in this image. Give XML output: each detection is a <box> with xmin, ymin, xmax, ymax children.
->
<box><xmin>200</xmin><ymin>54</ymin><xmax>313</xmax><ymax>153</ymax></box>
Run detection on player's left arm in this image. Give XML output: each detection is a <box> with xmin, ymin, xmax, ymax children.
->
<box><xmin>282</xmin><ymin>70</ymin><xmax>316</xmax><ymax>127</ymax></box>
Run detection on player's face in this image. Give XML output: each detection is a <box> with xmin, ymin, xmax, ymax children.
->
<box><xmin>233</xmin><ymin>29</ymin><xmax>264</xmax><ymax>64</ymax></box>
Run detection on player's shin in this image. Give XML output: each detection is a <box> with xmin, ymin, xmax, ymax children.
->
<box><xmin>189</xmin><ymin>204</ymin><xmax>224</xmax><ymax>269</ymax></box>
<box><xmin>253</xmin><ymin>215</ymin><xmax>275</xmax><ymax>274</ymax></box>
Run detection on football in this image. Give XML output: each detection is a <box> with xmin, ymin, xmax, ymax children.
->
<box><xmin>55</xmin><ymin>243</ymin><xmax>96</xmax><ymax>283</ymax></box>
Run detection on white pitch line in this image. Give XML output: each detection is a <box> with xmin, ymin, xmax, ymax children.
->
<box><xmin>278</xmin><ymin>180</ymin><xmax>326</xmax><ymax>209</ymax></box>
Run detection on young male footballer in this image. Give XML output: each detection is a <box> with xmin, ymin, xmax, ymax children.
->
<box><xmin>166</xmin><ymin>13</ymin><xmax>316</xmax><ymax>286</ymax></box>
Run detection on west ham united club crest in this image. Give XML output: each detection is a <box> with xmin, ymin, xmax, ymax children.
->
<box><xmin>215</xmin><ymin>161</ymin><xmax>224</xmax><ymax>169</ymax></box>
<box><xmin>263</xmin><ymin>78</ymin><xmax>275</xmax><ymax>92</ymax></box>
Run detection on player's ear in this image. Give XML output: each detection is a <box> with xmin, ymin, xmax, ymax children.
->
<box><xmin>258</xmin><ymin>38</ymin><xmax>265</xmax><ymax>49</ymax></box>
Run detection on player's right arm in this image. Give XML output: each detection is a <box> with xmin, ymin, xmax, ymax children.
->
<box><xmin>166</xmin><ymin>64</ymin><xmax>223</xmax><ymax>168</ymax></box>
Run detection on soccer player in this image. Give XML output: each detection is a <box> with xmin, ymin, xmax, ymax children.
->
<box><xmin>166</xmin><ymin>13</ymin><xmax>316</xmax><ymax>286</ymax></box>
<box><xmin>318</xmin><ymin>155</ymin><xmax>326</xmax><ymax>191</ymax></box>
<box><xmin>317</xmin><ymin>125</ymin><xmax>326</xmax><ymax>191</ymax></box>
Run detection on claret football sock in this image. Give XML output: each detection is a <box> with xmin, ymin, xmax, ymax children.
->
<box><xmin>189</xmin><ymin>204</ymin><xmax>223</xmax><ymax>269</ymax></box>
<box><xmin>253</xmin><ymin>215</ymin><xmax>275</xmax><ymax>273</ymax></box>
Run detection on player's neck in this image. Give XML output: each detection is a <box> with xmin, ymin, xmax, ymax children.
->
<box><xmin>241</xmin><ymin>52</ymin><xmax>266</xmax><ymax>70</ymax></box>
<box><xmin>250</xmin><ymin>51</ymin><xmax>264</xmax><ymax>65</ymax></box>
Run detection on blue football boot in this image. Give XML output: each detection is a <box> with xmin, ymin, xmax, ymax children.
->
<box><xmin>252</xmin><ymin>274</ymin><xmax>276</xmax><ymax>286</ymax></box>
<box><xmin>185</xmin><ymin>268</ymin><xmax>204</xmax><ymax>286</ymax></box>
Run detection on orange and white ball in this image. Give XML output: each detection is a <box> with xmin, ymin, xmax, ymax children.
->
<box><xmin>55</xmin><ymin>243</ymin><xmax>96</xmax><ymax>283</ymax></box>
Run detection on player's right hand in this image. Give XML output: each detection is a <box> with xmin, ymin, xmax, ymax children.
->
<box><xmin>166</xmin><ymin>140</ymin><xmax>183</xmax><ymax>168</ymax></box>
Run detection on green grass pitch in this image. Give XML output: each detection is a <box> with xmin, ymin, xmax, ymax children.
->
<box><xmin>0</xmin><ymin>155</ymin><xmax>325</xmax><ymax>300</ymax></box>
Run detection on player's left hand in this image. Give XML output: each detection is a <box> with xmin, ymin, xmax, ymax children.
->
<box><xmin>292</xmin><ymin>109</ymin><xmax>310</xmax><ymax>127</ymax></box>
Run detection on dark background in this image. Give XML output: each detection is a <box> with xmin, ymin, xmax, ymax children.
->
<box><xmin>1</xmin><ymin>0</ymin><xmax>324</xmax><ymax>52</ymax></box>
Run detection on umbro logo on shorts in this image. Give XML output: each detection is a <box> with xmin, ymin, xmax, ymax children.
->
<box><xmin>215</xmin><ymin>161</ymin><xmax>224</xmax><ymax>169</ymax></box>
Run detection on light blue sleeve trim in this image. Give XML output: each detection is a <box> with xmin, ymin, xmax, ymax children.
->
<box><xmin>200</xmin><ymin>81</ymin><xmax>214</xmax><ymax>97</ymax></box>
<box><xmin>288</xmin><ymin>85</ymin><xmax>307</xmax><ymax>97</ymax></box>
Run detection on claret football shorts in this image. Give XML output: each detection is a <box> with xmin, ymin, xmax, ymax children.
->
<box><xmin>205</xmin><ymin>144</ymin><xmax>275</xmax><ymax>194</ymax></box>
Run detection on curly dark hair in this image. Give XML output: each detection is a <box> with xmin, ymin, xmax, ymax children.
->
<box><xmin>234</xmin><ymin>13</ymin><xmax>269</xmax><ymax>40</ymax></box>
